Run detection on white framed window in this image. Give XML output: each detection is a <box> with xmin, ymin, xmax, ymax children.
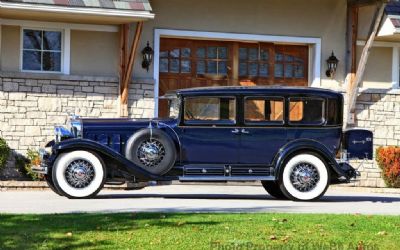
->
<box><xmin>21</xmin><ymin>28</ymin><xmax>63</xmax><ymax>73</ymax></box>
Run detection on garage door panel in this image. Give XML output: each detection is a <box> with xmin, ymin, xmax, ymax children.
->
<box><xmin>158</xmin><ymin>38</ymin><xmax>309</xmax><ymax>117</ymax></box>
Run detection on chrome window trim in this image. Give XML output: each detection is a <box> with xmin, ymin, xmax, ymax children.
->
<box><xmin>182</xmin><ymin>95</ymin><xmax>237</xmax><ymax>126</ymax></box>
<box><xmin>287</xmin><ymin>97</ymin><xmax>326</xmax><ymax>126</ymax></box>
<box><xmin>243</xmin><ymin>96</ymin><xmax>285</xmax><ymax>126</ymax></box>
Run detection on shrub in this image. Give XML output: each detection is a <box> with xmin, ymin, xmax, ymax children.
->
<box><xmin>376</xmin><ymin>146</ymin><xmax>400</xmax><ymax>188</ymax></box>
<box><xmin>15</xmin><ymin>149</ymin><xmax>43</xmax><ymax>181</ymax></box>
<box><xmin>0</xmin><ymin>137</ymin><xmax>10</xmax><ymax>171</ymax></box>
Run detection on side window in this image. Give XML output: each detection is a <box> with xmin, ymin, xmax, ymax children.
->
<box><xmin>289</xmin><ymin>98</ymin><xmax>325</xmax><ymax>125</ymax></box>
<box><xmin>184</xmin><ymin>97</ymin><xmax>236</xmax><ymax>124</ymax></box>
<box><xmin>326</xmin><ymin>98</ymin><xmax>342</xmax><ymax>125</ymax></box>
<box><xmin>244</xmin><ymin>97</ymin><xmax>284</xmax><ymax>124</ymax></box>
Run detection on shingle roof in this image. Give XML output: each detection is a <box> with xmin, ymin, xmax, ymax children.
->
<box><xmin>1</xmin><ymin>0</ymin><xmax>152</xmax><ymax>12</ymax></box>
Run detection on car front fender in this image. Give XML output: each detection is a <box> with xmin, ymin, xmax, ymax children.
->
<box><xmin>51</xmin><ymin>138</ymin><xmax>166</xmax><ymax>181</ymax></box>
<box><xmin>272</xmin><ymin>139</ymin><xmax>348</xmax><ymax>179</ymax></box>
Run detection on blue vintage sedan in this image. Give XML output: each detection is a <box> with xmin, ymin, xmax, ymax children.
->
<box><xmin>34</xmin><ymin>86</ymin><xmax>372</xmax><ymax>201</ymax></box>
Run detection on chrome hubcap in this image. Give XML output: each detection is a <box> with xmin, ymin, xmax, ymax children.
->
<box><xmin>290</xmin><ymin>162</ymin><xmax>320</xmax><ymax>192</ymax></box>
<box><xmin>137</xmin><ymin>139</ymin><xmax>166</xmax><ymax>168</ymax></box>
<box><xmin>65</xmin><ymin>159</ymin><xmax>95</xmax><ymax>188</ymax></box>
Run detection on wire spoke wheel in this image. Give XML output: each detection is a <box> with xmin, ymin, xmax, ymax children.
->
<box><xmin>137</xmin><ymin>139</ymin><xmax>166</xmax><ymax>168</ymax></box>
<box><xmin>65</xmin><ymin>159</ymin><xmax>96</xmax><ymax>189</ymax></box>
<box><xmin>289</xmin><ymin>162</ymin><xmax>320</xmax><ymax>193</ymax></box>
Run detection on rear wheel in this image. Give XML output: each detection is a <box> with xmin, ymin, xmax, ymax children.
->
<box><xmin>279</xmin><ymin>153</ymin><xmax>330</xmax><ymax>201</ymax></box>
<box><xmin>52</xmin><ymin>150</ymin><xmax>106</xmax><ymax>199</ymax></box>
<box><xmin>261</xmin><ymin>181</ymin><xmax>288</xmax><ymax>200</ymax></box>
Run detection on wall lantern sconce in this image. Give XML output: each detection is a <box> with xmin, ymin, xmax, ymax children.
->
<box><xmin>326</xmin><ymin>51</ymin><xmax>339</xmax><ymax>78</ymax></box>
<box><xmin>142</xmin><ymin>41</ymin><xmax>154</xmax><ymax>72</ymax></box>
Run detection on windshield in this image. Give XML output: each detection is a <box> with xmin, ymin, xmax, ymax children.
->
<box><xmin>168</xmin><ymin>98</ymin><xmax>181</xmax><ymax>119</ymax></box>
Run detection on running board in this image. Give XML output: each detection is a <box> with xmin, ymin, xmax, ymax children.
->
<box><xmin>179</xmin><ymin>176</ymin><xmax>275</xmax><ymax>181</ymax></box>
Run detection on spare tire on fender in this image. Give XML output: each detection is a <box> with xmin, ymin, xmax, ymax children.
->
<box><xmin>125</xmin><ymin>128</ymin><xmax>177</xmax><ymax>175</ymax></box>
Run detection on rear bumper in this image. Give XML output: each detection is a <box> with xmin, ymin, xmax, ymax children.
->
<box><xmin>337</xmin><ymin>162</ymin><xmax>360</xmax><ymax>182</ymax></box>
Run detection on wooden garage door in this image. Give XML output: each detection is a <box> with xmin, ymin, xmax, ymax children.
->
<box><xmin>158</xmin><ymin>38</ymin><xmax>308</xmax><ymax>117</ymax></box>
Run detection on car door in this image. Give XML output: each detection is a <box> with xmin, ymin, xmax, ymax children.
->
<box><xmin>178</xmin><ymin>96</ymin><xmax>240</xmax><ymax>164</ymax></box>
<box><xmin>239</xmin><ymin>96</ymin><xmax>288</xmax><ymax>165</ymax></box>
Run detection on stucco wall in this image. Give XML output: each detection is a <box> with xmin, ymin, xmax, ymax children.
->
<box><xmin>356</xmin><ymin>46</ymin><xmax>393</xmax><ymax>89</ymax></box>
<box><xmin>70</xmin><ymin>30</ymin><xmax>119</xmax><ymax>76</ymax></box>
<box><xmin>135</xmin><ymin>0</ymin><xmax>348</xmax><ymax>88</ymax></box>
<box><xmin>0</xmin><ymin>25</ymin><xmax>20</xmax><ymax>72</ymax></box>
<box><xmin>0</xmin><ymin>26</ymin><xmax>119</xmax><ymax>76</ymax></box>
<box><xmin>0</xmin><ymin>1</ymin><xmax>396</xmax><ymax>89</ymax></box>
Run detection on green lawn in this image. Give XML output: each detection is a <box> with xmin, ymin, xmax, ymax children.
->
<box><xmin>1</xmin><ymin>213</ymin><xmax>399</xmax><ymax>250</ymax></box>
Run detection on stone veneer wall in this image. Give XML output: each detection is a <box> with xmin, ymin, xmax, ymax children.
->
<box><xmin>128</xmin><ymin>79</ymin><xmax>155</xmax><ymax>119</ymax></box>
<box><xmin>0</xmin><ymin>72</ymin><xmax>154</xmax><ymax>179</ymax></box>
<box><xmin>347</xmin><ymin>89</ymin><xmax>400</xmax><ymax>188</ymax></box>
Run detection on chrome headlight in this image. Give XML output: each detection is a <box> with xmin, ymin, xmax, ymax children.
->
<box><xmin>67</xmin><ymin>114</ymin><xmax>82</xmax><ymax>138</ymax></box>
<box><xmin>69</xmin><ymin>120</ymin><xmax>82</xmax><ymax>138</ymax></box>
<box><xmin>54</xmin><ymin>126</ymin><xmax>73</xmax><ymax>143</ymax></box>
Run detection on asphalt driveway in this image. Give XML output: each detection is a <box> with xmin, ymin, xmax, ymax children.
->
<box><xmin>1</xmin><ymin>184</ymin><xmax>400</xmax><ymax>215</ymax></box>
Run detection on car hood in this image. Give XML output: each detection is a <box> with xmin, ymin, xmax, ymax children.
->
<box><xmin>81</xmin><ymin>117</ymin><xmax>177</xmax><ymax>127</ymax></box>
<box><xmin>80</xmin><ymin>118</ymin><xmax>178</xmax><ymax>135</ymax></box>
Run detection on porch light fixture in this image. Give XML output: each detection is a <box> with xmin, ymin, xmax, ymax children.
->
<box><xmin>142</xmin><ymin>41</ymin><xmax>154</xmax><ymax>72</ymax></box>
<box><xmin>326</xmin><ymin>51</ymin><xmax>339</xmax><ymax>78</ymax></box>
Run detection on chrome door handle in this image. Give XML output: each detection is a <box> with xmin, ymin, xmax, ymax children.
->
<box><xmin>231</xmin><ymin>128</ymin><xmax>240</xmax><ymax>134</ymax></box>
<box><xmin>241</xmin><ymin>129</ymin><xmax>250</xmax><ymax>134</ymax></box>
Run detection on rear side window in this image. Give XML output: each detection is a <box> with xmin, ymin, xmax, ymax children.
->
<box><xmin>244</xmin><ymin>97</ymin><xmax>284</xmax><ymax>124</ymax></box>
<box><xmin>184</xmin><ymin>97</ymin><xmax>236</xmax><ymax>124</ymax></box>
<box><xmin>289</xmin><ymin>98</ymin><xmax>325</xmax><ymax>125</ymax></box>
<box><xmin>326</xmin><ymin>98</ymin><xmax>342</xmax><ymax>125</ymax></box>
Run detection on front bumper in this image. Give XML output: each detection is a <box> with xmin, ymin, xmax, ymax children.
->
<box><xmin>31</xmin><ymin>148</ymin><xmax>51</xmax><ymax>175</ymax></box>
<box><xmin>31</xmin><ymin>164</ymin><xmax>48</xmax><ymax>175</ymax></box>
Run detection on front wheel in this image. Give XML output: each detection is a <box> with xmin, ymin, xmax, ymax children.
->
<box><xmin>52</xmin><ymin>150</ymin><xmax>106</xmax><ymax>199</ymax></box>
<box><xmin>44</xmin><ymin>174</ymin><xmax>63</xmax><ymax>196</ymax></box>
<box><xmin>279</xmin><ymin>153</ymin><xmax>330</xmax><ymax>201</ymax></box>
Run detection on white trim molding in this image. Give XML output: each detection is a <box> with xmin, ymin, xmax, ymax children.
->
<box><xmin>20</xmin><ymin>27</ymin><xmax>70</xmax><ymax>74</ymax></box>
<box><xmin>153</xmin><ymin>29</ymin><xmax>322</xmax><ymax>117</ymax></box>
<box><xmin>63</xmin><ymin>28</ymin><xmax>71</xmax><ymax>75</ymax></box>
<box><xmin>392</xmin><ymin>46</ymin><xmax>400</xmax><ymax>89</ymax></box>
<box><xmin>0</xmin><ymin>18</ymin><xmax>119</xmax><ymax>32</ymax></box>
<box><xmin>0</xmin><ymin>2</ymin><xmax>154</xmax><ymax>20</ymax></box>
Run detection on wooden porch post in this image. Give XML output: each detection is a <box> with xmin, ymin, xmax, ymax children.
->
<box><xmin>344</xmin><ymin>3</ymin><xmax>359</xmax><ymax>125</ymax></box>
<box><xmin>346</xmin><ymin>1</ymin><xmax>386</xmax><ymax>126</ymax></box>
<box><xmin>119</xmin><ymin>24</ymin><xmax>129</xmax><ymax>116</ymax></box>
<box><xmin>119</xmin><ymin>21</ymin><xmax>144</xmax><ymax>117</ymax></box>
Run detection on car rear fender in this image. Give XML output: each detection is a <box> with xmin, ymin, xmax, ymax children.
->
<box><xmin>272</xmin><ymin>139</ymin><xmax>347</xmax><ymax>179</ymax></box>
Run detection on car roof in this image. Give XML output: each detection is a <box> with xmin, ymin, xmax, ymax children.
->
<box><xmin>164</xmin><ymin>86</ymin><xmax>342</xmax><ymax>99</ymax></box>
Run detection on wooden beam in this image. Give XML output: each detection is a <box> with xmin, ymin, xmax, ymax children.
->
<box><xmin>346</xmin><ymin>1</ymin><xmax>386</xmax><ymax>125</ymax></box>
<box><xmin>345</xmin><ymin>4</ymin><xmax>358</xmax><ymax>77</ymax></box>
<box><xmin>119</xmin><ymin>24</ymin><xmax>129</xmax><ymax>94</ymax></box>
<box><xmin>119</xmin><ymin>21</ymin><xmax>143</xmax><ymax>117</ymax></box>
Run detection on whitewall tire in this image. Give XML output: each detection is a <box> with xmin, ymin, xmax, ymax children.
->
<box><xmin>52</xmin><ymin>150</ymin><xmax>106</xmax><ymax>199</ymax></box>
<box><xmin>280</xmin><ymin>153</ymin><xmax>329</xmax><ymax>201</ymax></box>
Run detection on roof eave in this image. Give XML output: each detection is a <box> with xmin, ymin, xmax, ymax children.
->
<box><xmin>0</xmin><ymin>2</ymin><xmax>155</xmax><ymax>22</ymax></box>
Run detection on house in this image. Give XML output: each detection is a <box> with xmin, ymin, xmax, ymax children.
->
<box><xmin>0</xmin><ymin>0</ymin><xmax>399</xmax><ymax>187</ymax></box>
